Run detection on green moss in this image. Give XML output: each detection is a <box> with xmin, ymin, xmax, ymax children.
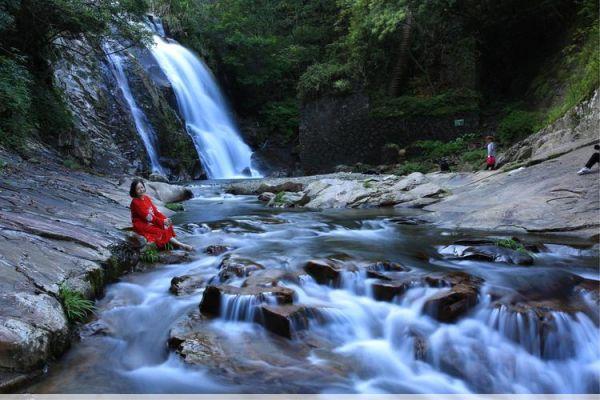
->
<box><xmin>495</xmin><ymin>238</ymin><xmax>529</xmax><ymax>254</ymax></box>
<box><xmin>58</xmin><ymin>283</ymin><xmax>95</xmax><ymax>323</ymax></box>
<box><xmin>165</xmin><ymin>203</ymin><xmax>184</xmax><ymax>212</ymax></box>
<box><xmin>363</xmin><ymin>181</ymin><xmax>373</xmax><ymax>189</ymax></box>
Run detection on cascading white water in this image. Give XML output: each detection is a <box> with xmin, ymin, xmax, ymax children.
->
<box><xmin>148</xmin><ymin>23</ymin><xmax>260</xmax><ymax>179</ymax></box>
<box><xmin>103</xmin><ymin>43</ymin><xmax>166</xmax><ymax>176</ymax></box>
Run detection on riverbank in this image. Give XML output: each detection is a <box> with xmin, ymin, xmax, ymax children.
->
<box><xmin>0</xmin><ymin>145</ymin><xmax>192</xmax><ymax>391</ymax></box>
<box><xmin>225</xmin><ymin>91</ymin><xmax>600</xmax><ymax>241</ymax></box>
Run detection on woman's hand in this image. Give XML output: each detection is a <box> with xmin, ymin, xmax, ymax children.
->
<box><xmin>146</xmin><ymin>209</ymin><xmax>154</xmax><ymax>222</ymax></box>
<box><xmin>164</xmin><ymin>218</ymin><xmax>172</xmax><ymax>228</ymax></box>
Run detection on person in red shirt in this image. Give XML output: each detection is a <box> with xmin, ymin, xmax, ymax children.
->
<box><xmin>129</xmin><ymin>179</ymin><xmax>193</xmax><ymax>251</ymax></box>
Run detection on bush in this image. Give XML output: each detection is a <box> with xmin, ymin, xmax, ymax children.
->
<box><xmin>58</xmin><ymin>283</ymin><xmax>95</xmax><ymax>323</ymax></box>
<box><xmin>497</xmin><ymin>110</ymin><xmax>540</xmax><ymax>144</ymax></box>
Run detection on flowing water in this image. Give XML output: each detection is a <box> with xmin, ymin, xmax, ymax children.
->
<box><xmin>149</xmin><ymin>21</ymin><xmax>260</xmax><ymax>179</ymax></box>
<box><xmin>103</xmin><ymin>42</ymin><xmax>166</xmax><ymax>176</ymax></box>
<box><xmin>26</xmin><ymin>183</ymin><xmax>599</xmax><ymax>394</ymax></box>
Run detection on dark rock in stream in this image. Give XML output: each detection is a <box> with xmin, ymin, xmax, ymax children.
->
<box><xmin>365</xmin><ymin>261</ymin><xmax>410</xmax><ymax>280</ymax></box>
<box><xmin>170</xmin><ymin>274</ymin><xmax>206</xmax><ymax>296</ymax></box>
<box><xmin>199</xmin><ymin>285</ymin><xmax>296</xmax><ymax>317</ymax></box>
<box><xmin>217</xmin><ymin>256</ymin><xmax>265</xmax><ymax>282</ymax></box>
<box><xmin>424</xmin><ymin>284</ymin><xmax>480</xmax><ymax>322</ymax></box>
<box><xmin>204</xmin><ymin>244</ymin><xmax>234</xmax><ymax>256</ymax></box>
<box><xmin>258</xmin><ymin>304</ymin><xmax>312</xmax><ymax>339</ymax></box>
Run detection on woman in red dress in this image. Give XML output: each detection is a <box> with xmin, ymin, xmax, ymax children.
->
<box><xmin>129</xmin><ymin>179</ymin><xmax>193</xmax><ymax>251</ymax></box>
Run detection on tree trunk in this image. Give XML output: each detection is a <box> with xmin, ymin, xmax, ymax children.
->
<box><xmin>389</xmin><ymin>10</ymin><xmax>414</xmax><ymax>97</ymax></box>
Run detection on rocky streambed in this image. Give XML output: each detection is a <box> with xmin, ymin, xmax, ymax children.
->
<box><xmin>21</xmin><ymin>181</ymin><xmax>599</xmax><ymax>394</ymax></box>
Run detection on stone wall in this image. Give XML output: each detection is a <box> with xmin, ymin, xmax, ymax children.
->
<box><xmin>299</xmin><ymin>93</ymin><xmax>480</xmax><ymax>174</ymax></box>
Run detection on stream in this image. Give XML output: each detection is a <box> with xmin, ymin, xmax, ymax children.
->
<box><xmin>26</xmin><ymin>182</ymin><xmax>600</xmax><ymax>394</ymax></box>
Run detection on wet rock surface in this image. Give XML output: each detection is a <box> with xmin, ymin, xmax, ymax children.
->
<box><xmin>0</xmin><ymin>149</ymin><xmax>192</xmax><ymax>380</ymax></box>
<box><xmin>439</xmin><ymin>243</ymin><xmax>535</xmax><ymax>265</ymax></box>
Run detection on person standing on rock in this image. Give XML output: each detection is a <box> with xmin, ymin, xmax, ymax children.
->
<box><xmin>484</xmin><ymin>136</ymin><xmax>496</xmax><ymax>170</ymax></box>
<box><xmin>129</xmin><ymin>179</ymin><xmax>193</xmax><ymax>251</ymax></box>
<box><xmin>577</xmin><ymin>144</ymin><xmax>600</xmax><ymax>175</ymax></box>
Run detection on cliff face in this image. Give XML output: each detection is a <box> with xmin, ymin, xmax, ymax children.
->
<box><xmin>51</xmin><ymin>35</ymin><xmax>201</xmax><ymax>180</ymax></box>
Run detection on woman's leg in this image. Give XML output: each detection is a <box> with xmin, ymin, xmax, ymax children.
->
<box><xmin>169</xmin><ymin>237</ymin><xmax>194</xmax><ymax>251</ymax></box>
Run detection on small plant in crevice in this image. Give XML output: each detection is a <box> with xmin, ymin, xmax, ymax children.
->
<box><xmin>140</xmin><ymin>243</ymin><xmax>160</xmax><ymax>263</ymax></box>
<box><xmin>495</xmin><ymin>238</ymin><xmax>529</xmax><ymax>254</ymax></box>
<box><xmin>58</xmin><ymin>283</ymin><xmax>95</xmax><ymax>323</ymax></box>
<box><xmin>163</xmin><ymin>242</ymin><xmax>174</xmax><ymax>251</ymax></box>
<box><xmin>274</xmin><ymin>191</ymin><xmax>286</xmax><ymax>204</ymax></box>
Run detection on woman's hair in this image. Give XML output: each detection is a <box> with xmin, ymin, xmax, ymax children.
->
<box><xmin>485</xmin><ymin>135</ymin><xmax>495</xmax><ymax>141</ymax></box>
<box><xmin>129</xmin><ymin>179</ymin><xmax>146</xmax><ymax>198</ymax></box>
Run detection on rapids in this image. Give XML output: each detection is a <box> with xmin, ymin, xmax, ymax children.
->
<box><xmin>25</xmin><ymin>183</ymin><xmax>599</xmax><ymax>394</ymax></box>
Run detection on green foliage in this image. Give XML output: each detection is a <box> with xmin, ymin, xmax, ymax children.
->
<box><xmin>370</xmin><ymin>90</ymin><xmax>480</xmax><ymax>118</ymax></box>
<box><xmin>58</xmin><ymin>283</ymin><xmax>95</xmax><ymax>323</ymax></box>
<box><xmin>542</xmin><ymin>24</ymin><xmax>599</xmax><ymax>126</ymax></box>
<box><xmin>460</xmin><ymin>149</ymin><xmax>486</xmax><ymax>166</ymax></box>
<box><xmin>140</xmin><ymin>243</ymin><xmax>159</xmax><ymax>263</ymax></box>
<box><xmin>495</xmin><ymin>238</ymin><xmax>529</xmax><ymax>254</ymax></box>
<box><xmin>0</xmin><ymin>56</ymin><xmax>32</xmax><ymax>148</ymax></box>
<box><xmin>414</xmin><ymin>134</ymin><xmax>477</xmax><ymax>160</ymax></box>
<box><xmin>0</xmin><ymin>0</ymin><xmax>149</xmax><ymax>151</ymax></box>
<box><xmin>165</xmin><ymin>203</ymin><xmax>184</xmax><ymax>212</ymax></box>
<box><xmin>363</xmin><ymin>180</ymin><xmax>373</xmax><ymax>189</ymax></box>
<box><xmin>497</xmin><ymin>110</ymin><xmax>541</xmax><ymax>144</ymax></box>
<box><xmin>298</xmin><ymin>62</ymin><xmax>354</xmax><ymax>100</ymax></box>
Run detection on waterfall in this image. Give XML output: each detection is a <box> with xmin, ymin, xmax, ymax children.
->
<box><xmin>148</xmin><ymin>21</ymin><xmax>261</xmax><ymax>179</ymax></box>
<box><xmin>103</xmin><ymin>43</ymin><xmax>166</xmax><ymax>176</ymax></box>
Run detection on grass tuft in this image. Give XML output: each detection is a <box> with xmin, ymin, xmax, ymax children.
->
<box><xmin>58</xmin><ymin>283</ymin><xmax>95</xmax><ymax>323</ymax></box>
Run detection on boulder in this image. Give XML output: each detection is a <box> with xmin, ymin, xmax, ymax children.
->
<box><xmin>170</xmin><ymin>274</ymin><xmax>205</xmax><ymax>296</ymax></box>
<box><xmin>0</xmin><ymin>293</ymin><xmax>69</xmax><ymax>371</ymax></box>
<box><xmin>149</xmin><ymin>173</ymin><xmax>169</xmax><ymax>183</ymax></box>
<box><xmin>145</xmin><ymin>181</ymin><xmax>193</xmax><ymax>203</ymax></box>
<box><xmin>199</xmin><ymin>285</ymin><xmax>295</xmax><ymax>317</ymax></box>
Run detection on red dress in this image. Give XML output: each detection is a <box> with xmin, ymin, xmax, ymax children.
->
<box><xmin>130</xmin><ymin>195</ymin><xmax>175</xmax><ymax>247</ymax></box>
